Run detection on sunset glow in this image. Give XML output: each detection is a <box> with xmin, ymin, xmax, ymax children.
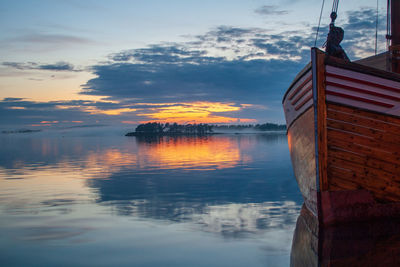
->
<box><xmin>138</xmin><ymin>101</ymin><xmax>256</xmax><ymax>124</ymax></box>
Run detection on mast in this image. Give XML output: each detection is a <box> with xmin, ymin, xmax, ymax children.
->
<box><xmin>391</xmin><ymin>0</ymin><xmax>400</xmax><ymax>73</ymax></box>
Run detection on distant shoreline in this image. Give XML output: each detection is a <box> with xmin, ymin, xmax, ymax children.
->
<box><xmin>125</xmin><ymin>122</ymin><xmax>286</xmax><ymax>137</ymax></box>
<box><xmin>125</xmin><ymin>132</ymin><xmax>221</xmax><ymax>137</ymax></box>
<box><xmin>125</xmin><ymin>130</ymin><xmax>285</xmax><ymax>137</ymax></box>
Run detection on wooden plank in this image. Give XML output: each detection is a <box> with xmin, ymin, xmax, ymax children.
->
<box><xmin>327</xmin><ymin>137</ymin><xmax>400</xmax><ymax>166</ymax></box>
<box><xmin>327</xmin><ymin>104</ymin><xmax>400</xmax><ymax>136</ymax></box>
<box><xmin>329</xmin><ymin>146</ymin><xmax>400</xmax><ymax>176</ymax></box>
<box><xmin>328</xmin><ymin>157</ymin><xmax>400</xmax><ymax>188</ymax></box>
<box><xmin>326</xmin><ymin>102</ymin><xmax>400</xmax><ymax>124</ymax></box>
<box><xmin>327</xmin><ymin>166</ymin><xmax>362</xmax><ymax>190</ymax></box>
<box><xmin>327</xmin><ymin>119</ymin><xmax>400</xmax><ymax>144</ymax></box>
<box><xmin>327</xmin><ymin>165</ymin><xmax>400</xmax><ymax>202</ymax></box>
<box><xmin>327</xmin><ymin>128</ymin><xmax>400</xmax><ymax>155</ymax></box>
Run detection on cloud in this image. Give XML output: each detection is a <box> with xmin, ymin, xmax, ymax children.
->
<box><xmin>77</xmin><ymin>25</ymin><xmax>316</xmax><ymax>123</ymax></box>
<box><xmin>10</xmin><ymin>33</ymin><xmax>92</xmax><ymax>45</ymax></box>
<box><xmin>2</xmin><ymin>9</ymin><xmax>385</xmax><ymax>126</ymax></box>
<box><xmin>0</xmin><ymin>98</ymin><xmax>110</xmax><ymax>127</ymax></box>
<box><xmin>2</xmin><ymin>61</ymin><xmax>79</xmax><ymax>72</ymax></box>
<box><xmin>83</xmin><ymin>56</ymin><xmax>302</xmax><ymax>105</ymax></box>
<box><xmin>255</xmin><ymin>5</ymin><xmax>289</xmax><ymax>16</ymax></box>
<box><xmin>80</xmin><ymin>9</ymin><xmax>385</xmax><ymax>124</ymax></box>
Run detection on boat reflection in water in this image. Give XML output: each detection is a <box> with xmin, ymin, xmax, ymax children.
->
<box><xmin>291</xmin><ymin>205</ymin><xmax>400</xmax><ymax>267</ymax></box>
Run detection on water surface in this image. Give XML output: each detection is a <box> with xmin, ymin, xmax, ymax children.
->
<box><xmin>0</xmin><ymin>131</ymin><xmax>302</xmax><ymax>266</ymax></box>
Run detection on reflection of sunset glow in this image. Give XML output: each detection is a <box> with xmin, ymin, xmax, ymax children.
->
<box><xmin>0</xmin><ymin>136</ymin><xmax>254</xmax><ymax>185</ymax></box>
<box><xmin>138</xmin><ymin>136</ymin><xmax>252</xmax><ymax>169</ymax></box>
<box><xmin>0</xmin><ymin>136</ymin><xmax>256</xmax><ymax>207</ymax></box>
<box><xmin>287</xmin><ymin>132</ymin><xmax>292</xmax><ymax>153</ymax></box>
<box><xmin>139</xmin><ymin>101</ymin><xmax>256</xmax><ymax>124</ymax></box>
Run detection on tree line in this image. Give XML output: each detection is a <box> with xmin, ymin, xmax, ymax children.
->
<box><xmin>211</xmin><ymin>123</ymin><xmax>286</xmax><ymax>131</ymax></box>
<box><xmin>125</xmin><ymin>122</ymin><xmax>286</xmax><ymax>136</ymax></box>
<box><xmin>126</xmin><ymin>122</ymin><xmax>213</xmax><ymax>136</ymax></box>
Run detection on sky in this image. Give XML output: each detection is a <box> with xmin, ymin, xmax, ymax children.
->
<box><xmin>0</xmin><ymin>0</ymin><xmax>389</xmax><ymax>128</ymax></box>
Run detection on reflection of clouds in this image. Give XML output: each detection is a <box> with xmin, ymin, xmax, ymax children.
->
<box><xmin>20</xmin><ymin>225</ymin><xmax>92</xmax><ymax>241</ymax></box>
<box><xmin>105</xmin><ymin>199</ymin><xmax>300</xmax><ymax>238</ymax></box>
<box><xmin>191</xmin><ymin>201</ymin><xmax>300</xmax><ymax>237</ymax></box>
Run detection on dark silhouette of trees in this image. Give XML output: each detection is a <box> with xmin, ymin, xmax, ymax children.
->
<box><xmin>126</xmin><ymin>122</ymin><xmax>286</xmax><ymax>136</ymax></box>
<box><xmin>211</xmin><ymin>123</ymin><xmax>286</xmax><ymax>131</ymax></box>
<box><xmin>126</xmin><ymin>122</ymin><xmax>214</xmax><ymax>136</ymax></box>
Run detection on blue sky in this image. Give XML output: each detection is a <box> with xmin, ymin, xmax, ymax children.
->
<box><xmin>0</xmin><ymin>0</ymin><xmax>388</xmax><ymax>128</ymax></box>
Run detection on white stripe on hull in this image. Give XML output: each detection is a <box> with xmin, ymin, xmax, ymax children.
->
<box><xmin>325</xmin><ymin>66</ymin><xmax>400</xmax><ymax>117</ymax></box>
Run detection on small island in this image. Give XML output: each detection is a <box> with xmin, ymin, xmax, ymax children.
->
<box><xmin>125</xmin><ymin>122</ymin><xmax>213</xmax><ymax>136</ymax></box>
<box><xmin>1</xmin><ymin>129</ymin><xmax>42</xmax><ymax>134</ymax></box>
<box><xmin>125</xmin><ymin>122</ymin><xmax>286</xmax><ymax>136</ymax></box>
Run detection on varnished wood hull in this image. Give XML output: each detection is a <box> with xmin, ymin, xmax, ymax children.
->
<box><xmin>283</xmin><ymin>48</ymin><xmax>400</xmax><ymax>225</ymax></box>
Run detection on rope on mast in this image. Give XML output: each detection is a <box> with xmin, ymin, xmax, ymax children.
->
<box><xmin>314</xmin><ymin>0</ymin><xmax>326</xmax><ymax>47</ymax></box>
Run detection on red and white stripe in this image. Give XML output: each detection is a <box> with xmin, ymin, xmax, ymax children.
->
<box><xmin>283</xmin><ymin>69</ymin><xmax>313</xmax><ymax>127</ymax></box>
<box><xmin>326</xmin><ymin>66</ymin><xmax>400</xmax><ymax>117</ymax></box>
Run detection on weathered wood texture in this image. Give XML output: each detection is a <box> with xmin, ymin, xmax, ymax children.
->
<box><xmin>287</xmin><ymin>107</ymin><xmax>318</xmax><ymax>216</ymax></box>
<box><xmin>326</xmin><ymin>103</ymin><xmax>400</xmax><ymax>202</ymax></box>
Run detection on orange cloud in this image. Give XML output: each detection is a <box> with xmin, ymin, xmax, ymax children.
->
<box><xmin>40</xmin><ymin>120</ymin><xmax>59</xmax><ymax>124</ymax></box>
<box><xmin>138</xmin><ymin>101</ymin><xmax>255</xmax><ymax>124</ymax></box>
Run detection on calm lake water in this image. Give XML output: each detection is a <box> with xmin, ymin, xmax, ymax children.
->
<box><xmin>0</xmin><ymin>130</ymin><xmax>303</xmax><ymax>266</ymax></box>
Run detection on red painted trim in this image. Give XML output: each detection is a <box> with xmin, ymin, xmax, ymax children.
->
<box><xmin>288</xmin><ymin>75</ymin><xmax>312</xmax><ymax>100</ymax></box>
<box><xmin>326</xmin><ymin>81</ymin><xmax>400</xmax><ymax>102</ymax></box>
<box><xmin>291</xmin><ymin>84</ymin><xmax>312</xmax><ymax>105</ymax></box>
<box><xmin>326</xmin><ymin>72</ymin><xmax>400</xmax><ymax>94</ymax></box>
<box><xmin>326</xmin><ymin>90</ymin><xmax>395</xmax><ymax>108</ymax></box>
<box><xmin>294</xmin><ymin>94</ymin><xmax>313</xmax><ymax>111</ymax></box>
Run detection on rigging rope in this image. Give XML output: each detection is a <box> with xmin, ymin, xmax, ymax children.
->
<box><xmin>314</xmin><ymin>0</ymin><xmax>326</xmax><ymax>47</ymax></box>
<box><xmin>331</xmin><ymin>0</ymin><xmax>339</xmax><ymax>14</ymax></box>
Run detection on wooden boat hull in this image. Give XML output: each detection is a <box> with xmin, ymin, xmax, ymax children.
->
<box><xmin>283</xmin><ymin>48</ymin><xmax>400</xmax><ymax>225</ymax></box>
